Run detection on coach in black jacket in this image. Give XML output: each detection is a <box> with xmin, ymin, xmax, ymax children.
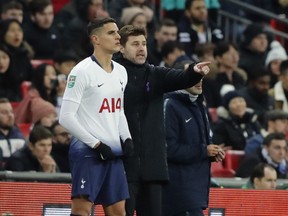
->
<box><xmin>116</xmin><ymin>25</ymin><xmax>210</xmax><ymax>216</ymax></box>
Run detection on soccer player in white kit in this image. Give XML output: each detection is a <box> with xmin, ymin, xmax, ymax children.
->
<box><xmin>59</xmin><ymin>17</ymin><xmax>134</xmax><ymax>216</ymax></box>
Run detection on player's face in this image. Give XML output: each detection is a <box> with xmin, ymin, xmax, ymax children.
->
<box><xmin>120</xmin><ymin>35</ymin><xmax>147</xmax><ymax>65</ymax></box>
<box><xmin>29</xmin><ymin>138</ymin><xmax>52</xmax><ymax>160</ymax></box>
<box><xmin>93</xmin><ymin>22</ymin><xmax>121</xmax><ymax>54</ymax></box>
<box><xmin>0</xmin><ymin>102</ymin><xmax>14</xmax><ymax>130</ymax></box>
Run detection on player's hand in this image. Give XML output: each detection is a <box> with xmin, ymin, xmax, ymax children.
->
<box><xmin>95</xmin><ymin>142</ymin><xmax>116</xmax><ymax>160</ymax></box>
<box><xmin>193</xmin><ymin>61</ymin><xmax>211</xmax><ymax>76</ymax></box>
<box><xmin>121</xmin><ymin>138</ymin><xmax>134</xmax><ymax>157</ymax></box>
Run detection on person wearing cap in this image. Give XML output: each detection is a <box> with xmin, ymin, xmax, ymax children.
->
<box><xmin>239</xmin><ymin>23</ymin><xmax>269</xmax><ymax>78</ymax></box>
<box><xmin>269</xmin><ymin>60</ymin><xmax>288</xmax><ymax>111</ymax></box>
<box><xmin>236</xmin><ymin>132</ymin><xmax>287</xmax><ymax>179</ymax></box>
<box><xmin>265</xmin><ymin>41</ymin><xmax>288</xmax><ymax>87</ymax></box>
<box><xmin>245</xmin><ymin>109</ymin><xmax>288</xmax><ymax>155</ymax></box>
<box><xmin>212</xmin><ymin>90</ymin><xmax>262</xmax><ymax>150</ymax></box>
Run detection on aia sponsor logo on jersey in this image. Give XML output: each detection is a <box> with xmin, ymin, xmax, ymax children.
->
<box><xmin>99</xmin><ymin>98</ymin><xmax>121</xmax><ymax>113</ymax></box>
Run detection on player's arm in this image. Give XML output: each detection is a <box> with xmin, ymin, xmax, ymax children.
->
<box><xmin>59</xmin><ymin>100</ymin><xmax>100</xmax><ymax>148</ymax></box>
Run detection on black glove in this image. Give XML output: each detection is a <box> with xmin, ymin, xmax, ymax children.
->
<box><xmin>95</xmin><ymin>142</ymin><xmax>116</xmax><ymax>160</ymax></box>
<box><xmin>121</xmin><ymin>138</ymin><xmax>134</xmax><ymax>157</ymax></box>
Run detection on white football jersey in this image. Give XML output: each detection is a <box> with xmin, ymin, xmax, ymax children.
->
<box><xmin>62</xmin><ymin>56</ymin><xmax>130</xmax><ymax>154</ymax></box>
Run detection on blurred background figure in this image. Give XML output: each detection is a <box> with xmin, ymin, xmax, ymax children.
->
<box><xmin>51</xmin><ymin>121</ymin><xmax>71</xmax><ymax>173</ymax></box>
<box><xmin>212</xmin><ymin>90</ymin><xmax>262</xmax><ymax>150</ymax></box>
<box><xmin>0</xmin><ymin>0</ymin><xmax>24</xmax><ymax>23</ymax></box>
<box><xmin>236</xmin><ymin>132</ymin><xmax>287</xmax><ymax>179</ymax></box>
<box><xmin>5</xmin><ymin>125</ymin><xmax>60</xmax><ymax>172</ymax></box>
<box><xmin>242</xmin><ymin>163</ymin><xmax>277</xmax><ymax>189</ymax></box>
<box><xmin>0</xmin><ymin>98</ymin><xmax>25</xmax><ymax>170</ymax></box>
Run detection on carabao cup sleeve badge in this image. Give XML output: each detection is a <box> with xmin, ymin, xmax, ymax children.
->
<box><xmin>68</xmin><ymin>75</ymin><xmax>76</xmax><ymax>88</ymax></box>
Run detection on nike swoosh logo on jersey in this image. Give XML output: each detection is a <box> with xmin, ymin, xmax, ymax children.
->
<box><xmin>98</xmin><ymin>83</ymin><xmax>104</xmax><ymax>87</ymax></box>
<box><xmin>185</xmin><ymin>117</ymin><xmax>192</xmax><ymax>123</ymax></box>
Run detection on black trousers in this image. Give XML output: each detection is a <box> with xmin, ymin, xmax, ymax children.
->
<box><xmin>125</xmin><ymin>181</ymin><xmax>162</xmax><ymax>216</ymax></box>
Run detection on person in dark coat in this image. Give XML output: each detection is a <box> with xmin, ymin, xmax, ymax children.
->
<box><xmin>5</xmin><ymin>125</ymin><xmax>60</xmax><ymax>172</ymax></box>
<box><xmin>162</xmin><ymin>79</ymin><xmax>225</xmax><ymax>216</ymax></box>
<box><xmin>116</xmin><ymin>25</ymin><xmax>211</xmax><ymax>216</ymax></box>
<box><xmin>236</xmin><ymin>132</ymin><xmax>287</xmax><ymax>179</ymax></box>
<box><xmin>212</xmin><ymin>91</ymin><xmax>262</xmax><ymax>150</ymax></box>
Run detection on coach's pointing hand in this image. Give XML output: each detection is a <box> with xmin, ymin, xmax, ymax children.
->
<box><xmin>193</xmin><ymin>61</ymin><xmax>211</xmax><ymax>76</ymax></box>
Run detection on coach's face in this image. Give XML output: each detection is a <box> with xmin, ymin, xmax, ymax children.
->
<box><xmin>120</xmin><ymin>35</ymin><xmax>147</xmax><ymax>65</ymax></box>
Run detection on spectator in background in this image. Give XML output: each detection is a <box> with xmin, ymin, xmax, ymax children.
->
<box><xmin>239</xmin><ymin>23</ymin><xmax>269</xmax><ymax>77</ymax></box>
<box><xmin>23</xmin><ymin>0</ymin><xmax>62</xmax><ymax>59</ymax></box>
<box><xmin>147</xmin><ymin>18</ymin><xmax>178</xmax><ymax>66</ymax></box>
<box><xmin>245</xmin><ymin>109</ymin><xmax>288</xmax><ymax>156</ymax></box>
<box><xmin>265</xmin><ymin>41</ymin><xmax>287</xmax><ymax>87</ymax></box>
<box><xmin>5</xmin><ymin>125</ymin><xmax>59</xmax><ymax>172</ymax></box>
<box><xmin>51</xmin><ymin>121</ymin><xmax>71</xmax><ymax>172</ymax></box>
<box><xmin>269</xmin><ymin>60</ymin><xmax>288</xmax><ymax>112</ymax></box>
<box><xmin>177</xmin><ymin>0</ymin><xmax>223</xmax><ymax>58</ymax></box>
<box><xmin>0</xmin><ymin>19</ymin><xmax>34</xmax><ymax>99</ymax></box>
<box><xmin>212</xmin><ymin>90</ymin><xmax>262</xmax><ymax>150</ymax></box>
<box><xmin>53</xmin><ymin>50</ymin><xmax>79</xmax><ymax>77</ymax></box>
<box><xmin>0</xmin><ymin>98</ymin><xmax>25</xmax><ymax>169</ymax></box>
<box><xmin>162</xmin><ymin>78</ymin><xmax>225</xmax><ymax>216</ymax></box>
<box><xmin>120</xmin><ymin>6</ymin><xmax>147</xmax><ymax>29</ymax></box>
<box><xmin>161</xmin><ymin>0</ymin><xmax>185</xmax><ymax>22</ymax></box>
<box><xmin>15</xmin><ymin>91</ymin><xmax>57</xmax><ymax>127</ymax></box>
<box><xmin>242</xmin><ymin>163</ymin><xmax>277</xmax><ymax>189</ymax></box>
<box><xmin>108</xmin><ymin>0</ymin><xmax>154</xmax><ymax>28</ymax></box>
<box><xmin>160</xmin><ymin>40</ymin><xmax>191</xmax><ymax>67</ymax></box>
<box><xmin>62</xmin><ymin>0</ymin><xmax>109</xmax><ymax>59</ymax></box>
<box><xmin>236</xmin><ymin>132</ymin><xmax>287</xmax><ymax>179</ymax></box>
<box><xmin>238</xmin><ymin>67</ymin><xmax>274</xmax><ymax>124</ymax></box>
<box><xmin>0</xmin><ymin>0</ymin><xmax>24</xmax><ymax>23</ymax></box>
<box><xmin>203</xmin><ymin>41</ymin><xmax>246</xmax><ymax>108</ymax></box>
<box><xmin>0</xmin><ymin>44</ymin><xmax>22</xmax><ymax>101</ymax></box>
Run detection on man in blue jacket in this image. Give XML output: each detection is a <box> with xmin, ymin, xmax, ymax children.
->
<box><xmin>116</xmin><ymin>25</ymin><xmax>211</xmax><ymax>216</ymax></box>
<box><xmin>163</xmin><ymin>76</ymin><xmax>225</xmax><ymax>216</ymax></box>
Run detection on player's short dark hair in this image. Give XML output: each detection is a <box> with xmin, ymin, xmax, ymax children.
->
<box><xmin>29</xmin><ymin>125</ymin><xmax>53</xmax><ymax>145</ymax></box>
<box><xmin>29</xmin><ymin>0</ymin><xmax>52</xmax><ymax>15</ymax></box>
<box><xmin>119</xmin><ymin>25</ymin><xmax>146</xmax><ymax>46</ymax></box>
<box><xmin>250</xmin><ymin>163</ymin><xmax>276</xmax><ymax>184</ymax></box>
<box><xmin>87</xmin><ymin>17</ymin><xmax>116</xmax><ymax>36</ymax></box>
<box><xmin>1</xmin><ymin>0</ymin><xmax>23</xmax><ymax>13</ymax></box>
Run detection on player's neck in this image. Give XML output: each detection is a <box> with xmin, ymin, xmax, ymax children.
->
<box><xmin>93</xmin><ymin>52</ymin><xmax>113</xmax><ymax>73</ymax></box>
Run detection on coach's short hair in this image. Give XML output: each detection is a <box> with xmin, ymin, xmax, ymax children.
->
<box><xmin>119</xmin><ymin>25</ymin><xmax>146</xmax><ymax>46</ymax></box>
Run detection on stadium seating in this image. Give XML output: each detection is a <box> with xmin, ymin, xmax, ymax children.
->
<box><xmin>211</xmin><ymin>161</ymin><xmax>235</xmax><ymax>177</ymax></box>
<box><xmin>17</xmin><ymin>123</ymin><xmax>32</xmax><ymax>138</ymax></box>
<box><xmin>208</xmin><ymin>108</ymin><xmax>218</xmax><ymax>122</ymax></box>
<box><xmin>21</xmin><ymin>81</ymin><xmax>32</xmax><ymax>98</ymax></box>
<box><xmin>223</xmin><ymin>150</ymin><xmax>245</xmax><ymax>172</ymax></box>
<box><xmin>31</xmin><ymin>59</ymin><xmax>54</xmax><ymax>69</ymax></box>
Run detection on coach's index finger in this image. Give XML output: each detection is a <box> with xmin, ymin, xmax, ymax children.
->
<box><xmin>193</xmin><ymin>61</ymin><xmax>211</xmax><ymax>74</ymax></box>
